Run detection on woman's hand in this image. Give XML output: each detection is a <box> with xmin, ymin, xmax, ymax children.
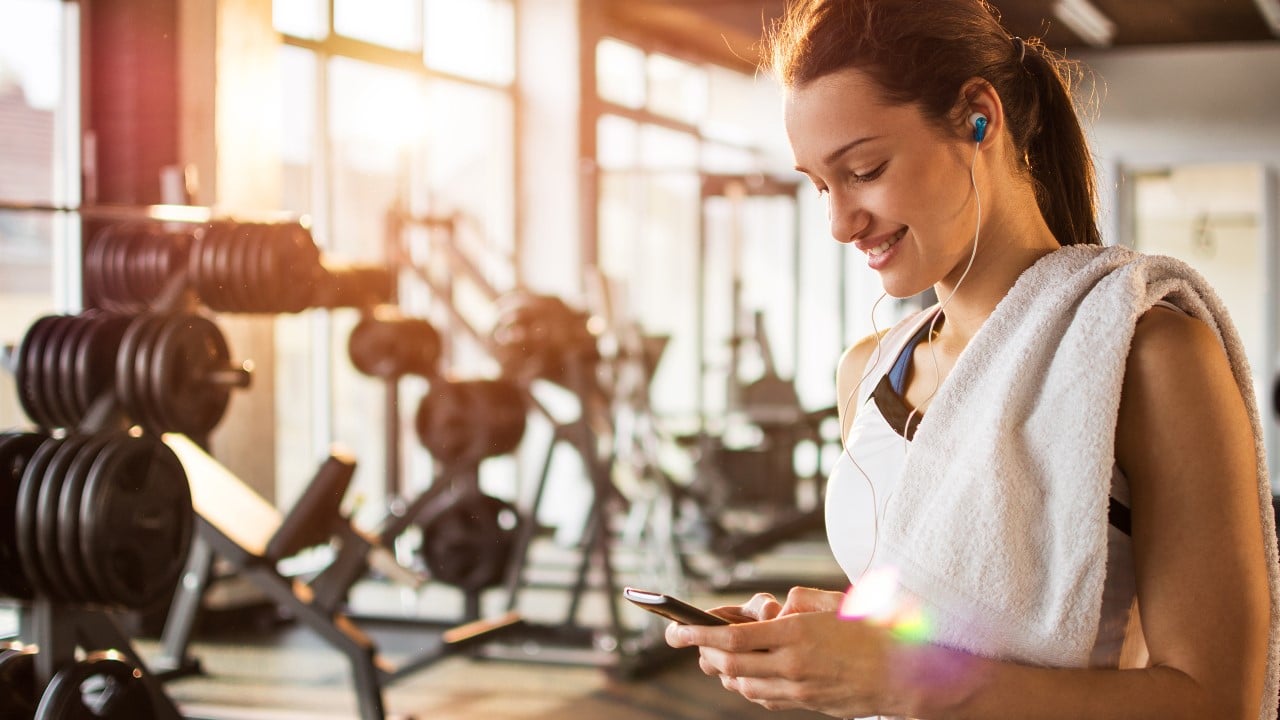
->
<box><xmin>666</xmin><ymin>586</ymin><xmax>908</xmax><ymax>717</ymax></box>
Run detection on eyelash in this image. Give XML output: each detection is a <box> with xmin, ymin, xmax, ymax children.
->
<box><xmin>851</xmin><ymin>162</ymin><xmax>888</xmax><ymax>183</ymax></box>
<box><xmin>812</xmin><ymin>162</ymin><xmax>888</xmax><ymax>196</ymax></box>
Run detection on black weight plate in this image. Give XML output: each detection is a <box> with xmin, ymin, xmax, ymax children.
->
<box><xmin>15</xmin><ymin>437</ymin><xmax>62</xmax><ymax>599</ymax></box>
<box><xmin>132</xmin><ymin>315</ymin><xmax>171</xmax><ymax>433</ymax></box>
<box><xmin>0</xmin><ymin>646</ymin><xmax>40</xmax><ymax>719</ymax></box>
<box><xmin>226</xmin><ymin>224</ymin><xmax>253</xmax><ymax>312</ymax></box>
<box><xmin>39</xmin><ymin>316</ymin><xmax>75</xmax><ymax>430</ymax></box>
<box><xmin>33</xmin><ymin>654</ymin><xmax>156</xmax><ymax>720</ymax></box>
<box><xmin>151</xmin><ymin>314</ymin><xmax>232</xmax><ymax>436</ymax></box>
<box><xmin>247</xmin><ymin>222</ymin><xmax>272</xmax><ymax>310</ymax></box>
<box><xmin>114</xmin><ymin>315</ymin><xmax>163</xmax><ymax>431</ymax></box>
<box><xmin>0</xmin><ymin>433</ymin><xmax>47</xmax><ymax>599</ymax></box>
<box><xmin>34</xmin><ymin>434</ymin><xmax>92</xmax><ymax>601</ymax></box>
<box><xmin>95</xmin><ymin>225</ymin><xmax>126</xmax><ymax>312</ymax></box>
<box><xmin>106</xmin><ymin>225</ymin><xmax>136</xmax><ymax>311</ymax></box>
<box><xmin>80</xmin><ymin>435</ymin><xmax>193</xmax><ymax>610</ymax></box>
<box><xmin>255</xmin><ymin>222</ymin><xmax>279</xmax><ymax>311</ymax></box>
<box><xmin>55</xmin><ymin>433</ymin><xmax>114</xmax><ymax>604</ymax></box>
<box><xmin>83</xmin><ymin>226</ymin><xmax>112</xmax><ymax>310</ymax></box>
<box><xmin>74</xmin><ymin>313</ymin><xmax>131</xmax><ymax>414</ymax></box>
<box><xmin>56</xmin><ymin>316</ymin><xmax>92</xmax><ymax>426</ymax></box>
<box><xmin>186</xmin><ymin>225</ymin><xmax>209</xmax><ymax>299</ymax></box>
<box><xmin>274</xmin><ymin>223</ymin><xmax>321</xmax><ymax>313</ymax></box>
<box><xmin>144</xmin><ymin>228</ymin><xmax>168</xmax><ymax>300</ymax></box>
<box><xmin>193</xmin><ymin>223</ymin><xmax>222</xmax><ymax>309</ymax></box>
<box><xmin>213</xmin><ymin>223</ymin><xmax>238</xmax><ymax>311</ymax></box>
<box><xmin>419</xmin><ymin>492</ymin><xmax>519</xmax><ymax>591</ymax></box>
<box><xmin>15</xmin><ymin>317</ymin><xmax>58</xmax><ymax>429</ymax></box>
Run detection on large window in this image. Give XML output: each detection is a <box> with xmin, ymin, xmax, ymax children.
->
<box><xmin>0</xmin><ymin>0</ymin><xmax>80</xmax><ymax>430</ymax></box>
<box><xmin>274</xmin><ymin>0</ymin><xmax>516</xmax><ymax>520</ymax></box>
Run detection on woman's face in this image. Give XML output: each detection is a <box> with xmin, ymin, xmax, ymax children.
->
<box><xmin>785</xmin><ymin>68</ymin><xmax>978</xmax><ymax>298</ymax></box>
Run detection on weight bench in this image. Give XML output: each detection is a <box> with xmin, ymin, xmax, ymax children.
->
<box><xmin>156</xmin><ymin>434</ymin><xmax>522</xmax><ymax>720</ymax></box>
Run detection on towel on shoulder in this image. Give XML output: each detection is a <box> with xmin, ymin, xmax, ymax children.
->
<box><xmin>876</xmin><ymin>244</ymin><xmax>1278</xmax><ymax>716</ymax></box>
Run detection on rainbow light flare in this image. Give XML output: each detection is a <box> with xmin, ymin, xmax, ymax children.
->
<box><xmin>838</xmin><ymin>566</ymin><xmax>933</xmax><ymax>645</ymax></box>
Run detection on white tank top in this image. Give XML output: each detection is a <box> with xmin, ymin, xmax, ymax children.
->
<box><xmin>825</xmin><ymin>307</ymin><xmax>1149</xmax><ymax>667</ymax></box>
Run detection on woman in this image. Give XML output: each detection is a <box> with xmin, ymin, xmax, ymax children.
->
<box><xmin>665</xmin><ymin>1</ymin><xmax>1279</xmax><ymax>718</ymax></box>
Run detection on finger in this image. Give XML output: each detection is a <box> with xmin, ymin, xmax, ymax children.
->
<box><xmin>779</xmin><ymin>586</ymin><xmax>841</xmax><ymax>615</ymax></box>
<box><xmin>742</xmin><ymin>593</ymin><xmax>783</xmax><ymax>620</ymax></box>
<box><xmin>665</xmin><ymin>621</ymin><xmax>695</xmax><ymax>647</ymax></box>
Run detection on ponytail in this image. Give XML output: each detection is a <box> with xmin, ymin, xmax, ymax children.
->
<box><xmin>1020</xmin><ymin>44</ymin><xmax>1101</xmax><ymax>246</ymax></box>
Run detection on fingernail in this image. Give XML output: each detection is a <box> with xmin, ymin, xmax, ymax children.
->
<box><xmin>677</xmin><ymin>627</ymin><xmax>692</xmax><ymax>643</ymax></box>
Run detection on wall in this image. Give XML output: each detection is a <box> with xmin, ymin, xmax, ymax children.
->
<box><xmin>1079</xmin><ymin>42</ymin><xmax>1280</xmax><ymax>483</ymax></box>
<box><xmin>1076</xmin><ymin>43</ymin><xmax>1280</xmax><ymax>241</ymax></box>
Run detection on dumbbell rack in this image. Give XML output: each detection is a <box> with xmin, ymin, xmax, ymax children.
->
<box><xmin>14</xmin><ymin>599</ymin><xmax>185</xmax><ymax>718</ymax></box>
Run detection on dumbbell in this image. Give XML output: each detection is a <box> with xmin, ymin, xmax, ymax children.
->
<box><xmin>190</xmin><ymin>221</ymin><xmax>324</xmax><ymax>313</ymax></box>
<box><xmin>84</xmin><ymin>223</ymin><xmax>194</xmax><ymax>314</ymax></box>
<box><xmin>413</xmin><ymin>378</ymin><xmax>527</xmax><ymax>467</ymax></box>
<box><xmin>417</xmin><ymin>490</ymin><xmax>520</xmax><ymax>592</ymax></box>
<box><xmin>347</xmin><ymin>308</ymin><xmax>443</xmax><ymax>380</ymax></box>
<box><xmin>34</xmin><ymin>651</ymin><xmax>156</xmax><ymax>719</ymax></box>
<box><xmin>113</xmin><ymin>312</ymin><xmax>250</xmax><ymax>436</ymax></box>
<box><xmin>14</xmin><ymin>313</ymin><xmax>131</xmax><ymax>431</ymax></box>
<box><xmin>490</xmin><ymin>292</ymin><xmax>601</xmax><ymax>386</ymax></box>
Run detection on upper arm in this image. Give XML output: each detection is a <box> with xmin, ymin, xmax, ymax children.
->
<box><xmin>836</xmin><ymin>331</ymin><xmax>888</xmax><ymax>432</ymax></box>
<box><xmin>1115</xmin><ymin>307</ymin><xmax>1270</xmax><ymax>715</ymax></box>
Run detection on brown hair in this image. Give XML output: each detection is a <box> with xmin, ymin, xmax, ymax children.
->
<box><xmin>766</xmin><ymin>0</ymin><xmax>1101</xmax><ymax>247</ymax></box>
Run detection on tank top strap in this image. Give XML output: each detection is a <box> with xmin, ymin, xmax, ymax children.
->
<box><xmin>854</xmin><ymin>305</ymin><xmax>942</xmax><ymax>409</ymax></box>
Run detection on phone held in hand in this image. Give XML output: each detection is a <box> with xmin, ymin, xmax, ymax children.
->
<box><xmin>622</xmin><ymin>586</ymin><xmax>731</xmax><ymax>626</ymax></box>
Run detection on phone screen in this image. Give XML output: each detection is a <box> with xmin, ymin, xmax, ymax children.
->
<box><xmin>622</xmin><ymin>587</ymin><xmax>731</xmax><ymax>626</ymax></box>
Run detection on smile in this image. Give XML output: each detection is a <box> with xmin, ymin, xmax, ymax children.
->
<box><xmin>867</xmin><ymin>227</ymin><xmax>907</xmax><ymax>256</ymax></box>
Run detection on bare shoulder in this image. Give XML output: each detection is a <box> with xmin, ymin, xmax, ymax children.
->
<box><xmin>1117</xmin><ymin>303</ymin><xmax>1253</xmax><ymax>481</ymax></box>
<box><xmin>835</xmin><ymin>330</ymin><xmax>890</xmax><ymax>426</ymax></box>
<box><xmin>1126</xmin><ymin>305</ymin><xmax>1231</xmax><ymax>386</ymax></box>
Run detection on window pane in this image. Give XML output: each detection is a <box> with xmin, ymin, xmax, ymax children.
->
<box><xmin>420</xmin><ymin>79</ymin><xmax>515</xmax><ymax>266</ymax></box>
<box><xmin>274</xmin><ymin>45</ymin><xmax>319</xmax><ymax>508</ymax></box>
<box><xmin>596</xmin><ymin>38</ymin><xmax>645</xmax><ymax>109</ymax></box>
<box><xmin>0</xmin><ymin>0</ymin><xmax>76</xmax><ymax>430</ymax></box>
<box><xmin>0</xmin><ymin>0</ymin><xmax>66</xmax><ymax>204</ymax></box>
<box><xmin>328</xmin><ymin>55</ymin><xmax>425</xmax><ymax>262</ymax></box>
<box><xmin>273</xmin><ymin>0</ymin><xmax>327</xmax><ymax>40</ymax></box>
<box><xmin>597</xmin><ymin>114</ymin><xmax>638</xmax><ymax>170</ymax></box>
<box><xmin>279</xmin><ymin>45</ymin><xmax>316</xmax><ymax>213</ymax></box>
<box><xmin>640</xmin><ymin>124</ymin><xmax>698</xmax><ymax>170</ymax></box>
<box><xmin>424</xmin><ymin>0</ymin><xmax>514</xmax><ymax>84</ymax></box>
<box><xmin>646</xmin><ymin>52</ymin><xmax>706</xmax><ymax>125</ymax></box>
<box><xmin>328</xmin><ymin>56</ymin><xmax>429</xmax><ymax>522</ymax></box>
<box><xmin>334</xmin><ymin>0</ymin><xmax>420</xmax><ymax>51</ymax></box>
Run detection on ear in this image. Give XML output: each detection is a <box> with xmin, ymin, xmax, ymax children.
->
<box><xmin>953</xmin><ymin>77</ymin><xmax>1004</xmax><ymax>145</ymax></box>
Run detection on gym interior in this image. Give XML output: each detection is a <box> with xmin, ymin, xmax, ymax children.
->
<box><xmin>0</xmin><ymin>0</ymin><xmax>1278</xmax><ymax>718</ymax></box>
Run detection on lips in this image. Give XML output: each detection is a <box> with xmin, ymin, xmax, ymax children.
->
<box><xmin>864</xmin><ymin>227</ymin><xmax>907</xmax><ymax>257</ymax></box>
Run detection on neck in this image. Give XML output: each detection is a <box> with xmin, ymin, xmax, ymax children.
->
<box><xmin>932</xmin><ymin>189</ymin><xmax>1061</xmax><ymax>347</ymax></box>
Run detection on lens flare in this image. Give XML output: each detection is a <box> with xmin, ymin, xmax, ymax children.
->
<box><xmin>839</xmin><ymin>565</ymin><xmax>933</xmax><ymax>644</ymax></box>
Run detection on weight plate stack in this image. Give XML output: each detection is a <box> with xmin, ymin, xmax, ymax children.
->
<box><xmin>14</xmin><ymin>314</ymin><xmax>132</xmax><ymax>431</ymax></box>
<box><xmin>0</xmin><ymin>432</ymin><xmax>49</xmax><ymax>600</ymax></box>
<box><xmin>84</xmin><ymin>224</ymin><xmax>193</xmax><ymax>313</ymax></box>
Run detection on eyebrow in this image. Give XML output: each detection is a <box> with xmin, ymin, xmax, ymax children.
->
<box><xmin>794</xmin><ymin>136</ymin><xmax>881</xmax><ymax>173</ymax></box>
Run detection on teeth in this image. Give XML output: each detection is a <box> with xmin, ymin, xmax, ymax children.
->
<box><xmin>867</xmin><ymin>228</ymin><xmax>906</xmax><ymax>256</ymax></box>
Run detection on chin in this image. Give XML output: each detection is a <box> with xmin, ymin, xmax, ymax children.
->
<box><xmin>879</xmin><ymin>275</ymin><xmax>933</xmax><ymax>301</ymax></box>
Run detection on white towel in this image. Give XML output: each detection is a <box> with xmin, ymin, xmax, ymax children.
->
<box><xmin>874</xmin><ymin>244</ymin><xmax>1279</xmax><ymax>717</ymax></box>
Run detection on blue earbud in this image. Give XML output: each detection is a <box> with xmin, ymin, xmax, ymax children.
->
<box><xmin>970</xmin><ymin>113</ymin><xmax>989</xmax><ymax>143</ymax></box>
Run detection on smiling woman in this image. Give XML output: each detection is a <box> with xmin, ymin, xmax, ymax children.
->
<box><xmin>664</xmin><ymin>1</ymin><xmax>1280</xmax><ymax>719</ymax></box>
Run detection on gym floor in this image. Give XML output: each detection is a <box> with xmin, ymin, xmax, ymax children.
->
<box><xmin>111</xmin><ymin>538</ymin><xmax>843</xmax><ymax>719</ymax></box>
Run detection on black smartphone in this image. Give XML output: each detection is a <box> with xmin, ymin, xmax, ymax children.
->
<box><xmin>622</xmin><ymin>586</ymin><xmax>731</xmax><ymax>626</ymax></box>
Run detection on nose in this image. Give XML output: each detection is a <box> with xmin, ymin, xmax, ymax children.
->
<box><xmin>827</xmin><ymin>189</ymin><xmax>871</xmax><ymax>244</ymax></box>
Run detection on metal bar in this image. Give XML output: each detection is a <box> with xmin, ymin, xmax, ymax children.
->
<box><xmin>155</xmin><ymin>533</ymin><xmax>215</xmax><ymax>676</ymax></box>
<box><xmin>0</xmin><ymin>200</ymin><xmax>303</xmax><ymax>225</ymax></box>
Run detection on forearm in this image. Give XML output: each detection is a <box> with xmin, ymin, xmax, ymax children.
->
<box><xmin>892</xmin><ymin>644</ymin><xmax>1232</xmax><ymax>720</ymax></box>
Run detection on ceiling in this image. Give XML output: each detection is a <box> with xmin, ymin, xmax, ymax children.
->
<box><xmin>600</xmin><ymin>0</ymin><xmax>1280</xmax><ymax>70</ymax></box>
